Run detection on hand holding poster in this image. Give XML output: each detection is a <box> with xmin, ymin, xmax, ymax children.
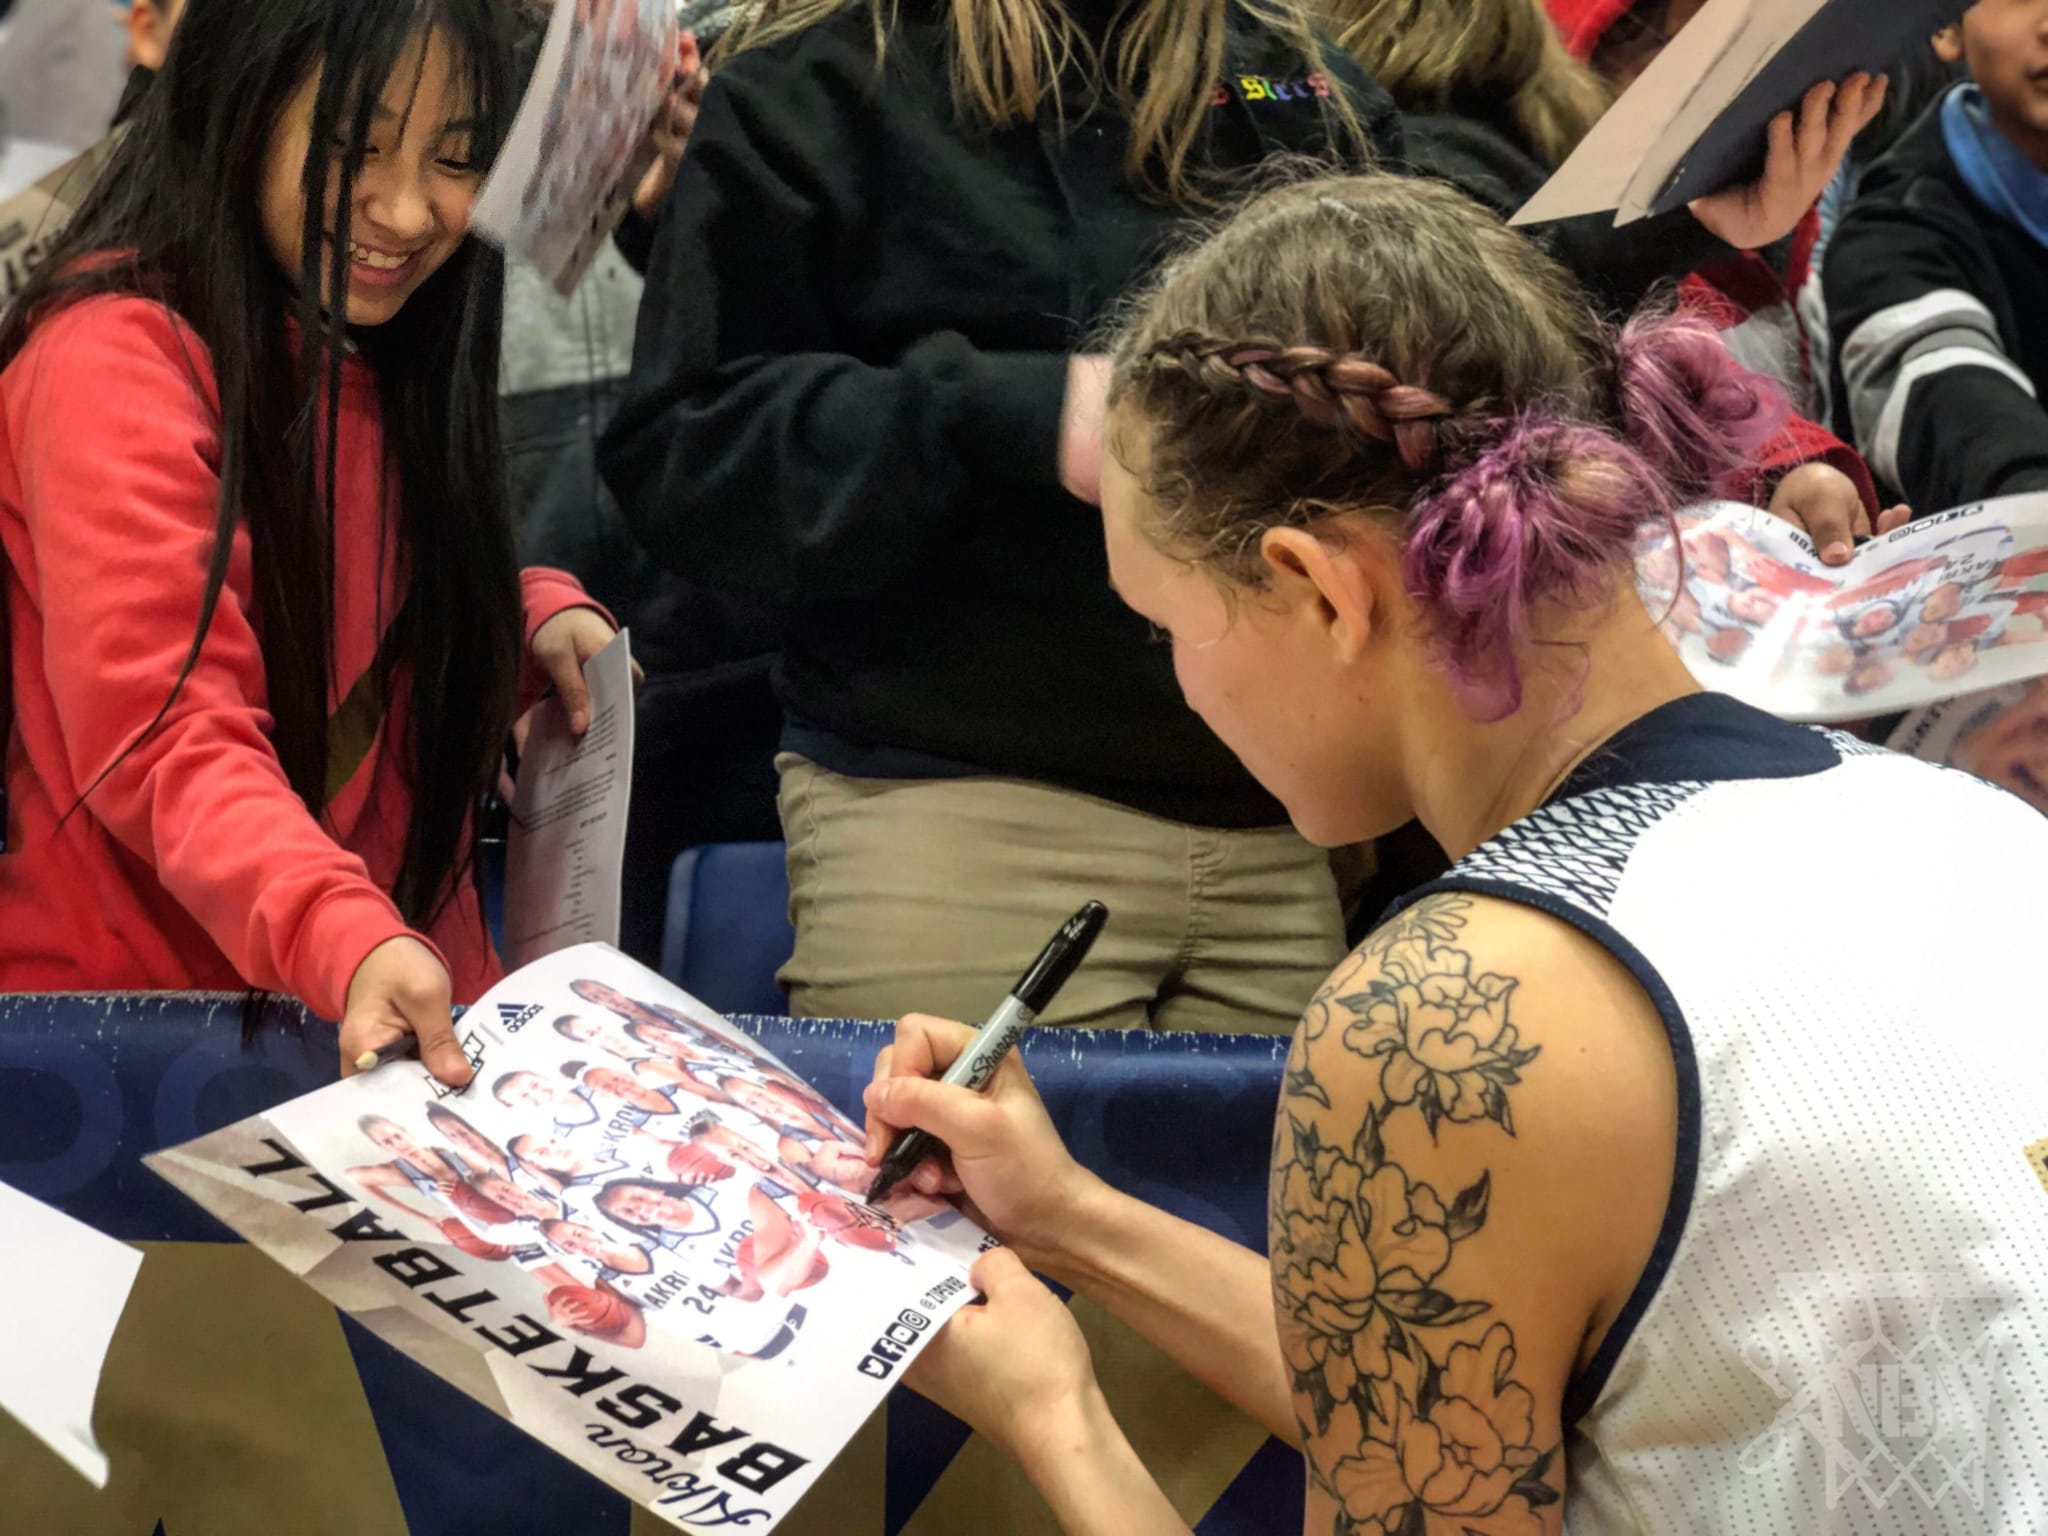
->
<box><xmin>472</xmin><ymin>0</ymin><xmax>679</xmax><ymax>294</ymax></box>
<box><xmin>146</xmin><ymin>945</ymin><xmax>991</xmax><ymax>1533</ymax></box>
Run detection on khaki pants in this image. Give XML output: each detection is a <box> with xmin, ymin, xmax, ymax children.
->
<box><xmin>777</xmin><ymin>756</ymin><xmax>1347</xmax><ymax>1033</ymax></box>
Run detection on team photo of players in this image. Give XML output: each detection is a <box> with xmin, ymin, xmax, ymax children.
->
<box><xmin>337</xmin><ymin>977</ymin><xmax>946</xmax><ymax>1365</ymax></box>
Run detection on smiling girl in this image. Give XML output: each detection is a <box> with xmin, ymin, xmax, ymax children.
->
<box><xmin>0</xmin><ymin>0</ymin><xmax>623</xmax><ymax>1081</ymax></box>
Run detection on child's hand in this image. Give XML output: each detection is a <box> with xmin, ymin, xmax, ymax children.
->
<box><xmin>1691</xmin><ymin>73</ymin><xmax>1887</xmax><ymax>251</ymax></box>
<box><xmin>1765</xmin><ymin>463</ymin><xmax>1911</xmax><ymax>564</ymax></box>
<box><xmin>530</xmin><ymin>607</ymin><xmax>632</xmax><ymax>735</ymax></box>
<box><xmin>340</xmin><ymin>936</ymin><xmax>468</xmax><ymax>1088</ymax></box>
<box><xmin>632</xmin><ymin>31</ymin><xmax>707</xmax><ymax>224</ymax></box>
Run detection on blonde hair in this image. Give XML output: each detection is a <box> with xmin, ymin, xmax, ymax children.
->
<box><xmin>717</xmin><ymin>0</ymin><xmax>1370</xmax><ymax>203</ymax></box>
<box><xmin>1316</xmin><ymin>0</ymin><xmax>1609</xmax><ymax>168</ymax></box>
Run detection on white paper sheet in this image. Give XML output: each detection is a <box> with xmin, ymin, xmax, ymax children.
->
<box><xmin>0</xmin><ymin>0</ymin><xmax>130</xmax><ymax>169</ymax></box>
<box><xmin>469</xmin><ymin>0</ymin><xmax>676</xmax><ymax>294</ymax></box>
<box><xmin>0</xmin><ymin>1179</ymin><xmax>142</xmax><ymax>1488</ymax></box>
<box><xmin>503</xmin><ymin>628</ymin><xmax>636</xmax><ymax>968</ymax></box>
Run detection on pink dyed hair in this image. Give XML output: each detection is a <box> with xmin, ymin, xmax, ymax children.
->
<box><xmin>1406</xmin><ymin>313</ymin><xmax>1785</xmax><ymax>717</ymax></box>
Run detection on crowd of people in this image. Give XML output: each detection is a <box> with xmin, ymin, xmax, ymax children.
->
<box><xmin>2</xmin><ymin>0</ymin><xmax>2046</xmax><ymax>1531</ymax></box>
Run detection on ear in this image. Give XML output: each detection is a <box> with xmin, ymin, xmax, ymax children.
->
<box><xmin>1932</xmin><ymin>24</ymin><xmax>1965</xmax><ymax>65</ymax></box>
<box><xmin>1258</xmin><ymin>521</ymin><xmax>1393</xmax><ymax>663</ymax></box>
<box><xmin>128</xmin><ymin>1</ymin><xmax>177</xmax><ymax>73</ymax></box>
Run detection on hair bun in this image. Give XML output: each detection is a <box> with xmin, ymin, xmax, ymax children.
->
<box><xmin>1404</xmin><ymin>416</ymin><xmax>1661</xmax><ymax>720</ymax></box>
<box><xmin>1612</xmin><ymin>312</ymin><xmax>1788</xmax><ymax>501</ymax></box>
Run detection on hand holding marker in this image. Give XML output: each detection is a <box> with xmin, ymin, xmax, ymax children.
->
<box><xmin>867</xmin><ymin>901</ymin><xmax>1109</xmax><ymax>1204</ymax></box>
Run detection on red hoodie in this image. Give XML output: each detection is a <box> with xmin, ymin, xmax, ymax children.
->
<box><xmin>0</xmin><ymin>295</ymin><xmax>600</xmax><ymax>1019</ymax></box>
<box><xmin>1545</xmin><ymin>0</ymin><xmax>1881</xmax><ymax>514</ymax></box>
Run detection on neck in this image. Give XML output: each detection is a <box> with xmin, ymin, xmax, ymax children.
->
<box><xmin>1401</xmin><ymin>594</ymin><xmax>1700</xmax><ymax>861</ymax></box>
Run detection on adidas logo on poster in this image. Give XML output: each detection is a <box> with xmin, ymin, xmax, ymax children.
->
<box><xmin>498</xmin><ymin>1001</ymin><xmax>543</xmax><ymax>1034</ymax></box>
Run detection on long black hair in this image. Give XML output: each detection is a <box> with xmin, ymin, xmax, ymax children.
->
<box><xmin>0</xmin><ymin>0</ymin><xmax>527</xmax><ymax>926</ymax></box>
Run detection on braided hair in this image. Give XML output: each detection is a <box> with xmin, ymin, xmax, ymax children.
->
<box><xmin>1140</xmin><ymin>337</ymin><xmax>1456</xmax><ymax>472</ymax></box>
<box><xmin>1107</xmin><ymin>173</ymin><xmax>1784</xmax><ymax>718</ymax></box>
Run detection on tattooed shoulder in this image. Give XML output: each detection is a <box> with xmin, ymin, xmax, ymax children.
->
<box><xmin>1270</xmin><ymin>893</ymin><xmax>1563</xmax><ymax>1535</ymax></box>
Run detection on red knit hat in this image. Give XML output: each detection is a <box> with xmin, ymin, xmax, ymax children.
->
<box><xmin>1545</xmin><ymin>0</ymin><xmax>1637</xmax><ymax>60</ymax></box>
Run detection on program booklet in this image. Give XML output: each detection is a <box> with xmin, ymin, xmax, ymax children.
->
<box><xmin>1516</xmin><ymin>0</ymin><xmax>1966</xmax><ymax>228</ymax></box>
<box><xmin>146</xmin><ymin>945</ymin><xmax>989</xmax><ymax>1533</ymax></box>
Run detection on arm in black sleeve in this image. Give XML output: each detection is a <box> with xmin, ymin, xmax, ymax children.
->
<box><xmin>612</xmin><ymin>207</ymin><xmax>657</xmax><ymax>275</ymax></box>
<box><xmin>598</xmin><ymin>46</ymin><xmax>1071</xmax><ymax>604</ymax></box>
<box><xmin>1539</xmin><ymin>204</ymin><xmax>1734</xmax><ymax>314</ymax></box>
<box><xmin>1825</xmin><ymin>188</ymin><xmax>2048</xmax><ymax>509</ymax></box>
<box><xmin>1398</xmin><ymin>114</ymin><xmax>1735</xmax><ymax>313</ymax></box>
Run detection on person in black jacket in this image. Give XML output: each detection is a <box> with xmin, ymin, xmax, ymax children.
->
<box><xmin>1826</xmin><ymin>7</ymin><xmax>2048</xmax><ymax>512</ymax></box>
<box><xmin>603</xmin><ymin>0</ymin><xmax>1889</xmax><ymax>1031</ymax></box>
<box><xmin>603</xmin><ymin>0</ymin><xmax>1394</xmax><ymax>1033</ymax></box>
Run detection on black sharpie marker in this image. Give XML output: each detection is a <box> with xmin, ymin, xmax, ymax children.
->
<box><xmin>867</xmin><ymin>901</ymin><xmax>1108</xmax><ymax>1204</ymax></box>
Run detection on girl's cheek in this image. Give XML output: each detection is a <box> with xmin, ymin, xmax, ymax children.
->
<box><xmin>442</xmin><ymin>186</ymin><xmax>479</xmax><ymax>237</ymax></box>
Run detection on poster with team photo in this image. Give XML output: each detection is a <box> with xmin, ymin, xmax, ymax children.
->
<box><xmin>470</xmin><ymin>0</ymin><xmax>676</xmax><ymax>293</ymax></box>
<box><xmin>1635</xmin><ymin>496</ymin><xmax>2048</xmax><ymax>723</ymax></box>
<box><xmin>145</xmin><ymin>945</ymin><xmax>989</xmax><ymax>1533</ymax></box>
<box><xmin>1888</xmin><ymin>680</ymin><xmax>2048</xmax><ymax>818</ymax></box>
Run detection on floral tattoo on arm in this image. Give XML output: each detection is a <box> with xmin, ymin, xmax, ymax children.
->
<box><xmin>1270</xmin><ymin>894</ymin><xmax>1560</xmax><ymax>1535</ymax></box>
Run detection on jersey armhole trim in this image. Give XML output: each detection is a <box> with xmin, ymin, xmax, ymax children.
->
<box><xmin>1399</xmin><ymin>875</ymin><xmax>1703</xmax><ymax>1431</ymax></box>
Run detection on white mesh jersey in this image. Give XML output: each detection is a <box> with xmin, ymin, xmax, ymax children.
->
<box><xmin>1409</xmin><ymin>694</ymin><xmax>2048</xmax><ymax>1535</ymax></box>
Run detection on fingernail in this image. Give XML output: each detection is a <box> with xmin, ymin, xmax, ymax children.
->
<box><xmin>354</xmin><ymin>1051</ymin><xmax>379</xmax><ymax>1072</ymax></box>
<box><xmin>1826</xmin><ymin>542</ymin><xmax>1851</xmax><ymax>563</ymax></box>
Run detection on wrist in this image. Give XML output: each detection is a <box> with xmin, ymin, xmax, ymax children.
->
<box><xmin>1002</xmin><ymin>1375</ymin><xmax>1115</xmax><ymax>1472</ymax></box>
<box><xmin>1008</xmin><ymin>1382</ymin><xmax>1188</xmax><ymax>1536</ymax></box>
<box><xmin>1018</xmin><ymin>1166</ymin><xmax>1121</xmax><ymax>1284</ymax></box>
